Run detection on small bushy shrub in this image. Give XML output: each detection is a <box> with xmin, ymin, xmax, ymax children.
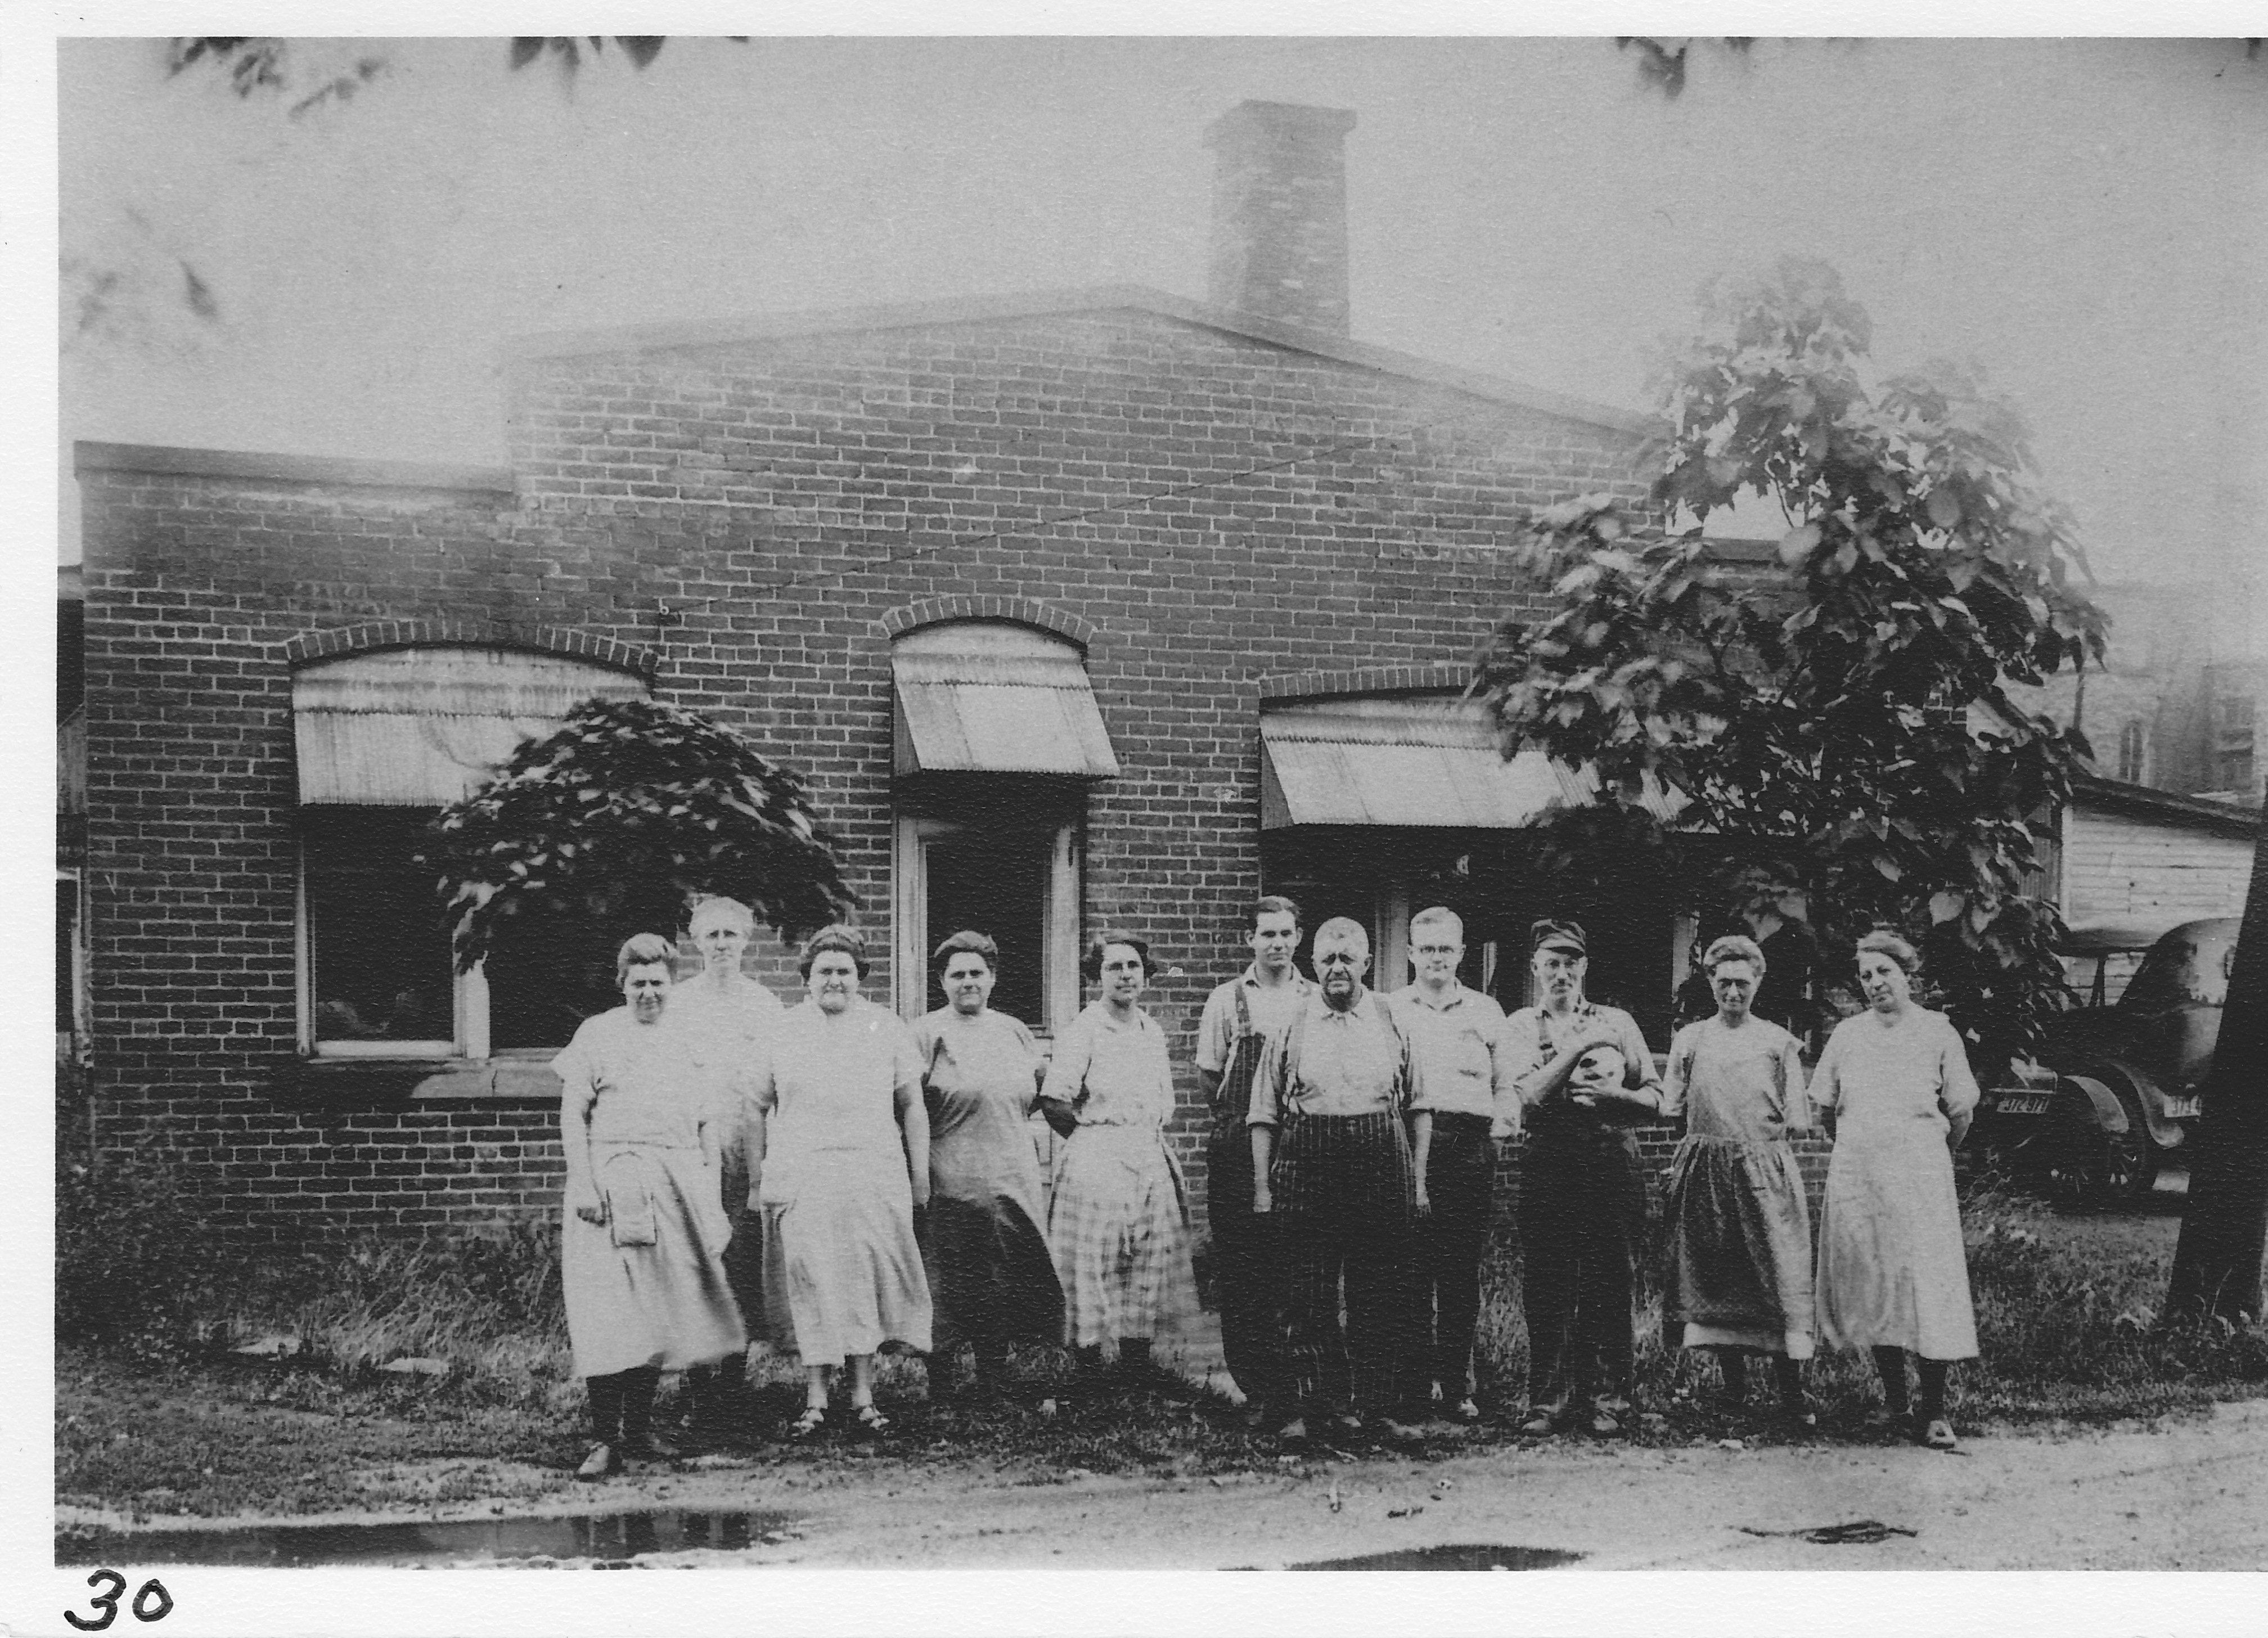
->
<box><xmin>55</xmin><ymin>1080</ymin><xmax>227</xmax><ymax>1361</ymax></box>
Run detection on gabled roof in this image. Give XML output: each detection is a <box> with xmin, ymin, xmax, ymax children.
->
<box><xmin>505</xmin><ymin>283</ymin><xmax>1653</xmax><ymax>438</ymax></box>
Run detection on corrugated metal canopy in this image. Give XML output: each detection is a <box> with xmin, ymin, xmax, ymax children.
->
<box><xmin>294</xmin><ymin>647</ymin><xmax>646</xmax><ymax>805</ymax></box>
<box><xmin>892</xmin><ymin>622</ymin><xmax>1119</xmax><ymax>777</ymax></box>
<box><xmin>1259</xmin><ymin>694</ymin><xmax>1681</xmax><ymax>830</ymax></box>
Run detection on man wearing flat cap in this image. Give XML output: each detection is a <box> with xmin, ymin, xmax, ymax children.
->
<box><xmin>1502</xmin><ymin>918</ymin><xmax>1660</xmax><ymax>1435</ymax></box>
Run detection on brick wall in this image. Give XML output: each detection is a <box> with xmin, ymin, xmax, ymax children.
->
<box><xmin>82</xmin><ymin>300</ymin><xmax>1654</xmax><ymax>1243</ymax></box>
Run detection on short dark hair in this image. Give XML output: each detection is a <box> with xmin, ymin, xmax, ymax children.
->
<box><xmin>616</xmin><ymin>932</ymin><xmax>678</xmax><ymax>982</ymax></box>
<box><xmin>798</xmin><ymin>922</ymin><xmax>871</xmax><ymax>979</ymax></box>
<box><xmin>1082</xmin><ymin>929</ymin><xmax>1153</xmax><ymax>983</ymax></box>
<box><xmin>1252</xmin><ymin>894</ymin><xmax>1302</xmax><ymax>931</ymax></box>
<box><xmin>932</xmin><ymin>929</ymin><xmax>999</xmax><ymax>978</ymax></box>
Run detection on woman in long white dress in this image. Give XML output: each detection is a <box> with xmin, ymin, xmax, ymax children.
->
<box><xmin>1810</xmin><ymin>930</ymin><xmax>1981</xmax><ymax>1451</ymax></box>
<box><xmin>913</xmin><ymin>930</ymin><xmax>1063</xmax><ymax>1400</ymax></box>
<box><xmin>557</xmin><ymin>933</ymin><xmax>746</xmax><ymax>1480</ymax></box>
<box><xmin>663</xmin><ymin>894</ymin><xmax>785</xmax><ymax>1446</ymax></box>
<box><xmin>1040</xmin><ymin>930</ymin><xmax>1198</xmax><ymax>1396</ymax></box>
<box><xmin>752</xmin><ymin>925</ymin><xmax>933</xmax><ymax>1438</ymax></box>
<box><xmin>1662</xmin><ymin>934</ymin><xmax>1816</xmax><ymax>1425</ymax></box>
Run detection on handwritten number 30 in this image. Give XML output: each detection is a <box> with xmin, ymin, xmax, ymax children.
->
<box><xmin>64</xmin><ymin>1569</ymin><xmax>173</xmax><ymax>1630</ymax></box>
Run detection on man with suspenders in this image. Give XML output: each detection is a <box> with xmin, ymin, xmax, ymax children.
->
<box><xmin>1194</xmin><ymin>896</ymin><xmax>1310</xmax><ymax>1429</ymax></box>
<box><xmin>1249</xmin><ymin>916</ymin><xmax>1426</xmax><ymax>1448</ymax></box>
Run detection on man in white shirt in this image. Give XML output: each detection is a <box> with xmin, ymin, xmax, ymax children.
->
<box><xmin>1394</xmin><ymin>906</ymin><xmax>1520</xmax><ymax>1425</ymax></box>
<box><xmin>1194</xmin><ymin>896</ymin><xmax>1311</xmax><ymax>1427</ymax></box>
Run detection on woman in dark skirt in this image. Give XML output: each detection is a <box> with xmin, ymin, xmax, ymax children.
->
<box><xmin>912</xmin><ymin>931</ymin><xmax>1065</xmax><ymax>1400</ymax></box>
<box><xmin>1661</xmin><ymin>934</ymin><xmax>1817</xmax><ymax>1425</ymax></box>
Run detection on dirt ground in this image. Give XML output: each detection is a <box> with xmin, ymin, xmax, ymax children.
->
<box><xmin>56</xmin><ymin>1394</ymin><xmax>2268</xmax><ymax>1571</ymax></box>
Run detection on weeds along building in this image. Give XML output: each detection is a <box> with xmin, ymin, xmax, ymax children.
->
<box><xmin>77</xmin><ymin>101</ymin><xmax>1691</xmax><ymax>1241</ymax></box>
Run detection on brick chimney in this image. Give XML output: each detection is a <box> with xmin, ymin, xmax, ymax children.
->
<box><xmin>1204</xmin><ymin>100</ymin><xmax>1358</xmax><ymax>336</ymax></box>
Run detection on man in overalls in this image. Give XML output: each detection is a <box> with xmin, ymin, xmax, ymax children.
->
<box><xmin>1194</xmin><ymin>895</ymin><xmax>1310</xmax><ymax>1428</ymax></box>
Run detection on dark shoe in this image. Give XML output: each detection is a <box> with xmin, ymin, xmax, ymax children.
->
<box><xmin>574</xmin><ymin>1442</ymin><xmax>621</xmax><ymax>1481</ymax></box>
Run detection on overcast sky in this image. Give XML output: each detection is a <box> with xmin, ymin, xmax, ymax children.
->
<box><xmin>57</xmin><ymin>34</ymin><xmax>2268</xmax><ymax>608</ymax></box>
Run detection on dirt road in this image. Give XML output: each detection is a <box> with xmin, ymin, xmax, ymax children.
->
<box><xmin>61</xmin><ymin>1397</ymin><xmax>2268</xmax><ymax>1571</ymax></box>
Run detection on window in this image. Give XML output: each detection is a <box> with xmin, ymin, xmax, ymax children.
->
<box><xmin>2215</xmin><ymin>695</ymin><xmax>2255</xmax><ymax>794</ymax></box>
<box><xmin>887</xmin><ymin>620</ymin><xmax>1118</xmax><ymax>1030</ymax></box>
<box><xmin>894</xmin><ymin>794</ymin><xmax>1082</xmax><ymax>1029</ymax></box>
<box><xmin>2117</xmin><ymin>718</ymin><xmax>2148</xmax><ymax>785</ymax></box>
<box><xmin>292</xmin><ymin>645</ymin><xmax>645</xmax><ymax>1058</ymax></box>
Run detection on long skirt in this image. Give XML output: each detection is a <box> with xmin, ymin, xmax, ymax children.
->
<box><xmin>562</xmin><ymin>1141</ymin><xmax>745</xmax><ymax>1379</ymax></box>
<box><xmin>1815</xmin><ymin>1126</ymin><xmax>1978</xmax><ymax>1360</ymax></box>
<box><xmin>1665</xmin><ymin>1135</ymin><xmax>1815</xmax><ymax>1358</ymax></box>
<box><xmin>922</xmin><ymin>1190</ymin><xmax>1064</xmax><ymax>1352</ymax></box>
<box><xmin>760</xmin><ymin>1160</ymin><xmax>933</xmax><ymax>1367</ymax></box>
<box><xmin>1048</xmin><ymin>1126</ymin><xmax>1197</xmax><ymax>1347</ymax></box>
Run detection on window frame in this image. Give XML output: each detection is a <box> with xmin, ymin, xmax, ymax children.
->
<box><xmin>295</xmin><ymin>812</ymin><xmax>488</xmax><ymax>1060</ymax></box>
<box><xmin>892</xmin><ymin>806</ymin><xmax>1081</xmax><ymax>1033</ymax></box>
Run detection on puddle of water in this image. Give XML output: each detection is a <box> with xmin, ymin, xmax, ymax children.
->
<box><xmin>56</xmin><ymin>1509</ymin><xmax>803</xmax><ymax>1568</ymax></box>
<box><xmin>1280</xmin><ymin>1544</ymin><xmax>1585</xmax><ymax>1572</ymax></box>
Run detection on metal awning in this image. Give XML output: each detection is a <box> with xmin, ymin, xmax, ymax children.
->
<box><xmin>892</xmin><ymin>622</ymin><xmax>1119</xmax><ymax>777</ymax></box>
<box><xmin>1259</xmin><ymin>694</ymin><xmax>1681</xmax><ymax>830</ymax></box>
<box><xmin>294</xmin><ymin>647</ymin><xmax>646</xmax><ymax>806</ymax></box>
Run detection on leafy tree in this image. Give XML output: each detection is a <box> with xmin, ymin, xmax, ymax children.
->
<box><xmin>421</xmin><ymin>696</ymin><xmax>853</xmax><ymax>975</ymax></box>
<box><xmin>1477</xmin><ymin>258</ymin><xmax>2106</xmax><ymax>1073</ymax></box>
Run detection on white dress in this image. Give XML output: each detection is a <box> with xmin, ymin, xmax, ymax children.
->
<box><xmin>555</xmin><ymin>1007</ymin><xmax>746</xmax><ymax>1378</ymax></box>
<box><xmin>756</xmin><ymin>998</ymin><xmax>934</xmax><ymax>1365</ymax></box>
<box><xmin>1810</xmin><ymin>1006</ymin><xmax>1981</xmax><ymax>1360</ymax></box>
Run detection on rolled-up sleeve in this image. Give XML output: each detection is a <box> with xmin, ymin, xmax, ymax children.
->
<box><xmin>1503</xmin><ymin>1011</ymin><xmax>1553</xmax><ymax>1106</ymax></box>
<box><xmin>1246</xmin><ymin>1013</ymin><xmax>1291</xmax><ymax>1128</ymax></box>
<box><xmin>1194</xmin><ymin>984</ymin><xmax>1235</xmax><ymax>1076</ymax></box>
<box><xmin>1614</xmin><ymin>1010</ymin><xmax>1661</xmax><ymax>1095</ymax></box>
<box><xmin>1040</xmin><ymin>1014</ymin><xmax>1092</xmax><ymax>1106</ymax></box>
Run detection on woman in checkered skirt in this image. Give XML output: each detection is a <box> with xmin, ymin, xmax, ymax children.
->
<box><xmin>1040</xmin><ymin>930</ymin><xmax>1198</xmax><ymax>1395</ymax></box>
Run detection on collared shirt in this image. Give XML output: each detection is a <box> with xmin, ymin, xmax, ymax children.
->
<box><xmin>1392</xmin><ymin>980</ymin><xmax>1521</xmax><ymax>1130</ymax></box>
<box><xmin>1041</xmin><ymin>1001</ymin><xmax>1177</xmax><ymax>1130</ymax></box>
<box><xmin>1194</xmin><ymin>964</ymin><xmax>1313</xmax><ymax>1076</ymax></box>
<box><xmin>1248</xmin><ymin>987</ymin><xmax>1414</xmax><ymax>1127</ymax></box>
<box><xmin>1504</xmin><ymin>999</ymin><xmax>1662</xmax><ymax>1109</ymax></box>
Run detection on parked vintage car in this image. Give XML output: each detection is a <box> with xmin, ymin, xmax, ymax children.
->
<box><xmin>1976</xmin><ymin>915</ymin><xmax>2239</xmax><ymax>1203</ymax></box>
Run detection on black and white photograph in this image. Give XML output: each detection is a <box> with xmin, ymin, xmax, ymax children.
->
<box><xmin>25</xmin><ymin>8</ymin><xmax>2268</xmax><ymax>1632</ymax></box>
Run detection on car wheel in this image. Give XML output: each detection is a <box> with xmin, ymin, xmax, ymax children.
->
<box><xmin>2040</xmin><ymin>1087</ymin><xmax>2157</xmax><ymax>1208</ymax></box>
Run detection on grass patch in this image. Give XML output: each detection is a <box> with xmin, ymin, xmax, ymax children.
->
<box><xmin>56</xmin><ymin>1172</ymin><xmax>2268</xmax><ymax>1521</ymax></box>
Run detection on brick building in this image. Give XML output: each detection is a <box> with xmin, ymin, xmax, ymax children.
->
<box><xmin>74</xmin><ymin>102</ymin><xmax>1702</xmax><ymax>1243</ymax></box>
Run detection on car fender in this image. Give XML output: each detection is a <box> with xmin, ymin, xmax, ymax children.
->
<box><xmin>2060</xmin><ymin>1074</ymin><xmax>2129</xmax><ymax>1135</ymax></box>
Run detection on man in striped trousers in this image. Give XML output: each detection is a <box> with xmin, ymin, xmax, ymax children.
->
<box><xmin>1249</xmin><ymin>916</ymin><xmax>1426</xmax><ymax>1449</ymax></box>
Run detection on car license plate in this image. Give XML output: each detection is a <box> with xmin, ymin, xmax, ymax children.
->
<box><xmin>1990</xmin><ymin>1092</ymin><xmax>2055</xmax><ymax>1117</ymax></box>
<box><xmin>2160</xmin><ymin>1096</ymin><xmax>2200</xmax><ymax>1119</ymax></box>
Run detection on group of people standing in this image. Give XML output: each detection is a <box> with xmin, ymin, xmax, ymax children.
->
<box><xmin>554</xmin><ymin>890</ymin><xmax>1984</xmax><ymax>1479</ymax></box>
